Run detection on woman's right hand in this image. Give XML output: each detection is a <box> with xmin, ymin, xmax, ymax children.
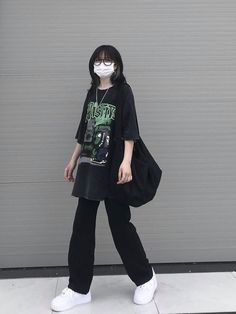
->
<box><xmin>64</xmin><ymin>159</ymin><xmax>77</xmax><ymax>182</ymax></box>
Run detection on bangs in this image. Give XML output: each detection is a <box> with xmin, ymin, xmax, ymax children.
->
<box><xmin>96</xmin><ymin>49</ymin><xmax>114</xmax><ymax>61</ymax></box>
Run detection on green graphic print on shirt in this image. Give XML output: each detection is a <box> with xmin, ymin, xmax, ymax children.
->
<box><xmin>79</xmin><ymin>101</ymin><xmax>116</xmax><ymax>166</ymax></box>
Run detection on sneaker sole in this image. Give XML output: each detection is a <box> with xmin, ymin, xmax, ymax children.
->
<box><xmin>51</xmin><ymin>294</ymin><xmax>91</xmax><ymax>312</ymax></box>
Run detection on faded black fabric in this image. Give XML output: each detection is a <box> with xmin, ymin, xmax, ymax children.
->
<box><xmin>71</xmin><ymin>83</ymin><xmax>140</xmax><ymax>201</ymax></box>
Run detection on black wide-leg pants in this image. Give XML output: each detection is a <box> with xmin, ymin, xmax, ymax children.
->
<box><xmin>67</xmin><ymin>196</ymin><xmax>153</xmax><ymax>294</ymax></box>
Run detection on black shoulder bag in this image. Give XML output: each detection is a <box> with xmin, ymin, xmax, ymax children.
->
<box><xmin>108</xmin><ymin>84</ymin><xmax>163</xmax><ymax>207</ymax></box>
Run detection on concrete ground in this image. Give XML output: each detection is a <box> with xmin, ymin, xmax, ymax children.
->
<box><xmin>1</xmin><ymin>271</ymin><xmax>236</xmax><ymax>314</ymax></box>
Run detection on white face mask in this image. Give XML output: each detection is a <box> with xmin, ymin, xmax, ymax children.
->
<box><xmin>94</xmin><ymin>62</ymin><xmax>115</xmax><ymax>78</ymax></box>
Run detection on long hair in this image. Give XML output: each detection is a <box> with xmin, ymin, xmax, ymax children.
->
<box><xmin>87</xmin><ymin>45</ymin><xmax>127</xmax><ymax>93</ymax></box>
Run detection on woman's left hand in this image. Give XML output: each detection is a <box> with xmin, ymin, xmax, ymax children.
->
<box><xmin>117</xmin><ymin>160</ymin><xmax>132</xmax><ymax>184</ymax></box>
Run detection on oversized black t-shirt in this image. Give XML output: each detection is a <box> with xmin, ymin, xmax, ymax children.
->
<box><xmin>71</xmin><ymin>83</ymin><xmax>140</xmax><ymax>201</ymax></box>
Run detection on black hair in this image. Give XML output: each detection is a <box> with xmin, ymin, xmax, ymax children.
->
<box><xmin>88</xmin><ymin>45</ymin><xmax>127</xmax><ymax>93</ymax></box>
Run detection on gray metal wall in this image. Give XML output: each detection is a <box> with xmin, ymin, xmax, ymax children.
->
<box><xmin>1</xmin><ymin>0</ymin><xmax>236</xmax><ymax>268</ymax></box>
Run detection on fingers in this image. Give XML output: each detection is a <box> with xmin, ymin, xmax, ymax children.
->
<box><xmin>117</xmin><ymin>168</ymin><xmax>133</xmax><ymax>184</ymax></box>
<box><xmin>64</xmin><ymin>167</ymin><xmax>75</xmax><ymax>182</ymax></box>
<box><xmin>117</xmin><ymin>175</ymin><xmax>132</xmax><ymax>184</ymax></box>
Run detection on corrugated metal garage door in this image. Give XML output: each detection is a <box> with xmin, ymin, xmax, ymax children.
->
<box><xmin>1</xmin><ymin>0</ymin><xmax>236</xmax><ymax>268</ymax></box>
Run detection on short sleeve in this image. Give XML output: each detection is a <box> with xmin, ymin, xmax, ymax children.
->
<box><xmin>75</xmin><ymin>120</ymin><xmax>84</xmax><ymax>144</ymax></box>
<box><xmin>121</xmin><ymin>84</ymin><xmax>140</xmax><ymax>141</ymax></box>
<box><xmin>75</xmin><ymin>91</ymin><xmax>90</xmax><ymax>144</ymax></box>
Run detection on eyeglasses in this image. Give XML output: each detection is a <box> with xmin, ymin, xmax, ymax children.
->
<box><xmin>94</xmin><ymin>59</ymin><xmax>114</xmax><ymax>66</ymax></box>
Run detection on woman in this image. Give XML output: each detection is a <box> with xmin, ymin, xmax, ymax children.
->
<box><xmin>50</xmin><ymin>45</ymin><xmax>157</xmax><ymax>312</ymax></box>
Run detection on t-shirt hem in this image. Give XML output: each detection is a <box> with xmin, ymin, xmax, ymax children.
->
<box><xmin>71</xmin><ymin>192</ymin><xmax>105</xmax><ymax>201</ymax></box>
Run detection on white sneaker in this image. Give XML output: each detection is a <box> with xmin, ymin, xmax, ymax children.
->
<box><xmin>50</xmin><ymin>287</ymin><xmax>91</xmax><ymax>312</ymax></box>
<box><xmin>133</xmin><ymin>267</ymin><xmax>157</xmax><ymax>305</ymax></box>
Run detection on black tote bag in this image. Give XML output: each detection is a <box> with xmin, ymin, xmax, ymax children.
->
<box><xmin>108</xmin><ymin>84</ymin><xmax>162</xmax><ymax>207</ymax></box>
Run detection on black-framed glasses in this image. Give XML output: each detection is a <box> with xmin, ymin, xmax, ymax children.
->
<box><xmin>94</xmin><ymin>59</ymin><xmax>114</xmax><ymax>66</ymax></box>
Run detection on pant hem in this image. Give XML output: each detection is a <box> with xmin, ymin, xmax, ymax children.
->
<box><xmin>68</xmin><ymin>284</ymin><xmax>90</xmax><ymax>295</ymax></box>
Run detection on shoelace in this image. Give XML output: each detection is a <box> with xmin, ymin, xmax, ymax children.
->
<box><xmin>138</xmin><ymin>282</ymin><xmax>153</xmax><ymax>290</ymax></box>
<box><xmin>62</xmin><ymin>287</ymin><xmax>75</xmax><ymax>297</ymax></box>
<box><xmin>138</xmin><ymin>275</ymin><xmax>156</xmax><ymax>290</ymax></box>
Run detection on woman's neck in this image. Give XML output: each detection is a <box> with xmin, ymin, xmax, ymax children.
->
<box><xmin>98</xmin><ymin>77</ymin><xmax>113</xmax><ymax>89</ymax></box>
